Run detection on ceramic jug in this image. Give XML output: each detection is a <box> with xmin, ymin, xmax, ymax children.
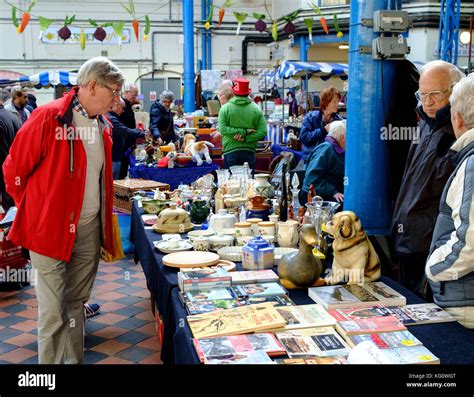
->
<box><xmin>277</xmin><ymin>220</ymin><xmax>299</xmax><ymax>247</ymax></box>
<box><xmin>254</xmin><ymin>174</ymin><xmax>275</xmax><ymax>199</ymax></box>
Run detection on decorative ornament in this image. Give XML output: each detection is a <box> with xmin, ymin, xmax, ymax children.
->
<box><xmin>144</xmin><ymin>15</ymin><xmax>150</xmax><ymax>41</ymax></box>
<box><xmin>38</xmin><ymin>16</ymin><xmax>53</xmax><ymax>41</ymax></box>
<box><xmin>304</xmin><ymin>18</ymin><xmax>313</xmax><ymax>43</ymax></box>
<box><xmin>58</xmin><ymin>15</ymin><xmax>76</xmax><ymax>41</ymax></box>
<box><xmin>80</xmin><ymin>28</ymin><xmax>86</xmax><ymax>50</ymax></box>
<box><xmin>205</xmin><ymin>3</ymin><xmax>213</xmax><ymax>30</ymax></box>
<box><xmin>234</xmin><ymin>12</ymin><xmax>248</xmax><ymax>36</ymax></box>
<box><xmin>12</xmin><ymin>0</ymin><xmax>36</xmax><ymax>34</ymax></box>
<box><xmin>253</xmin><ymin>13</ymin><xmax>267</xmax><ymax>33</ymax></box>
<box><xmin>89</xmin><ymin>19</ymin><xmax>110</xmax><ymax>42</ymax></box>
<box><xmin>309</xmin><ymin>2</ymin><xmax>329</xmax><ymax>34</ymax></box>
<box><xmin>282</xmin><ymin>11</ymin><xmax>298</xmax><ymax>35</ymax></box>
<box><xmin>112</xmin><ymin>21</ymin><xmax>125</xmax><ymax>46</ymax></box>
<box><xmin>122</xmin><ymin>0</ymin><xmax>139</xmax><ymax>41</ymax></box>
<box><xmin>271</xmin><ymin>20</ymin><xmax>278</xmax><ymax>41</ymax></box>
<box><xmin>334</xmin><ymin>14</ymin><xmax>343</xmax><ymax>38</ymax></box>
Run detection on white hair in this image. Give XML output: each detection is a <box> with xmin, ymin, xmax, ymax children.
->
<box><xmin>123</xmin><ymin>82</ymin><xmax>137</xmax><ymax>93</ymax></box>
<box><xmin>160</xmin><ymin>90</ymin><xmax>174</xmax><ymax>101</ymax></box>
<box><xmin>77</xmin><ymin>56</ymin><xmax>124</xmax><ymax>88</ymax></box>
<box><xmin>420</xmin><ymin>60</ymin><xmax>464</xmax><ymax>87</ymax></box>
<box><xmin>450</xmin><ymin>73</ymin><xmax>474</xmax><ymax>130</ymax></box>
<box><xmin>327</xmin><ymin>119</ymin><xmax>346</xmax><ymax>141</ymax></box>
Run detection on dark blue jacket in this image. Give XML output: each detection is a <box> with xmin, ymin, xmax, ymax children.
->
<box><xmin>107</xmin><ymin>111</ymin><xmax>144</xmax><ymax>162</ymax></box>
<box><xmin>300</xmin><ymin>110</ymin><xmax>343</xmax><ymax>161</ymax></box>
<box><xmin>302</xmin><ymin>140</ymin><xmax>345</xmax><ymax>201</ymax></box>
<box><xmin>149</xmin><ymin>101</ymin><xmax>177</xmax><ymax>143</ymax></box>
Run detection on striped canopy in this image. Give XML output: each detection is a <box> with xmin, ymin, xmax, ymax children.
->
<box><xmin>270</xmin><ymin>61</ymin><xmax>349</xmax><ymax>82</ymax></box>
<box><xmin>18</xmin><ymin>71</ymin><xmax>77</xmax><ymax>87</ymax></box>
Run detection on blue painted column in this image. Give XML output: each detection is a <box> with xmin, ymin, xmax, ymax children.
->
<box><xmin>206</xmin><ymin>0</ymin><xmax>212</xmax><ymax>69</ymax></box>
<box><xmin>201</xmin><ymin>0</ymin><xmax>207</xmax><ymax>70</ymax></box>
<box><xmin>345</xmin><ymin>0</ymin><xmax>396</xmax><ymax>235</ymax></box>
<box><xmin>299</xmin><ymin>36</ymin><xmax>309</xmax><ymax>92</ymax></box>
<box><xmin>184</xmin><ymin>0</ymin><xmax>196</xmax><ymax>112</ymax></box>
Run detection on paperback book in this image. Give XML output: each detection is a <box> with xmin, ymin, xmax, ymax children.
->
<box><xmin>308</xmin><ymin>282</ymin><xmax>406</xmax><ymax>310</ymax></box>
<box><xmin>276</xmin><ymin>355</ymin><xmax>348</xmax><ymax>365</ymax></box>
<box><xmin>187</xmin><ymin>302</ymin><xmax>286</xmax><ymax>339</ymax></box>
<box><xmin>185</xmin><ymin>298</ymin><xmax>247</xmax><ymax>316</ymax></box>
<box><xmin>275</xmin><ymin>327</ymin><xmax>351</xmax><ymax>357</ymax></box>
<box><xmin>345</xmin><ymin>330</ymin><xmax>423</xmax><ymax>349</ymax></box>
<box><xmin>203</xmin><ymin>350</ymin><xmax>276</xmax><ymax>364</ymax></box>
<box><xmin>235</xmin><ymin>282</ymin><xmax>287</xmax><ymax>298</ymax></box>
<box><xmin>193</xmin><ymin>333</ymin><xmax>286</xmax><ymax>363</ymax></box>
<box><xmin>230</xmin><ymin>270</ymin><xmax>280</xmax><ymax>285</ymax></box>
<box><xmin>335</xmin><ymin>315</ymin><xmax>407</xmax><ymax>336</ymax></box>
<box><xmin>178</xmin><ymin>268</ymin><xmax>232</xmax><ymax>292</ymax></box>
<box><xmin>275</xmin><ymin>304</ymin><xmax>337</xmax><ymax>330</ymax></box>
<box><xmin>181</xmin><ymin>287</ymin><xmax>238</xmax><ymax>304</ymax></box>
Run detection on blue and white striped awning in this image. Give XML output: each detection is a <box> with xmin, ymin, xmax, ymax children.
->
<box><xmin>18</xmin><ymin>71</ymin><xmax>77</xmax><ymax>87</ymax></box>
<box><xmin>270</xmin><ymin>61</ymin><xmax>349</xmax><ymax>83</ymax></box>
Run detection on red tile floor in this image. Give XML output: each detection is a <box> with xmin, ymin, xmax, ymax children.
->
<box><xmin>0</xmin><ymin>255</ymin><xmax>162</xmax><ymax>364</ymax></box>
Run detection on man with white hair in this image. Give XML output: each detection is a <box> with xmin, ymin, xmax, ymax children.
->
<box><xmin>3</xmin><ymin>56</ymin><xmax>124</xmax><ymax>363</ymax></box>
<box><xmin>391</xmin><ymin>60</ymin><xmax>463</xmax><ymax>299</ymax></box>
<box><xmin>426</xmin><ymin>73</ymin><xmax>474</xmax><ymax>329</ymax></box>
<box><xmin>300</xmin><ymin>119</ymin><xmax>346</xmax><ymax>206</ymax></box>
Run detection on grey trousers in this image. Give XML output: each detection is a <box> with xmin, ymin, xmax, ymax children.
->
<box><xmin>30</xmin><ymin>216</ymin><xmax>101</xmax><ymax>364</ymax></box>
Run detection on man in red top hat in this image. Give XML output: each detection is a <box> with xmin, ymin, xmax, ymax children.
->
<box><xmin>218</xmin><ymin>78</ymin><xmax>267</xmax><ymax>171</ymax></box>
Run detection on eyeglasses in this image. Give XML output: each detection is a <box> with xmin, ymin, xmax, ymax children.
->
<box><xmin>415</xmin><ymin>89</ymin><xmax>450</xmax><ymax>102</ymax></box>
<box><xmin>102</xmin><ymin>84</ymin><xmax>122</xmax><ymax>97</ymax></box>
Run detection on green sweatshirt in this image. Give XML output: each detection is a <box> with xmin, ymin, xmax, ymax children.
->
<box><xmin>218</xmin><ymin>96</ymin><xmax>267</xmax><ymax>155</ymax></box>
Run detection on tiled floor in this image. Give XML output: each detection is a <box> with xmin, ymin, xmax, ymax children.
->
<box><xmin>0</xmin><ymin>255</ymin><xmax>162</xmax><ymax>364</ymax></box>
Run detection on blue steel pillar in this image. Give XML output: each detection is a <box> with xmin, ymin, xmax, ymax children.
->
<box><xmin>437</xmin><ymin>0</ymin><xmax>461</xmax><ymax>64</ymax></box>
<box><xmin>206</xmin><ymin>0</ymin><xmax>212</xmax><ymax>69</ymax></box>
<box><xmin>345</xmin><ymin>0</ymin><xmax>396</xmax><ymax>235</ymax></box>
<box><xmin>299</xmin><ymin>36</ymin><xmax>309</xmax><ymax>92</ymax></box>
<box><xmin>184</xmin><ymin>0</ymin><xmax>195</xmax><ymax>112</ymax></box>
<box><xmin>201</xmin><ymin>0</ymin><xmax>207</xmax><ymax>70</ymax></box>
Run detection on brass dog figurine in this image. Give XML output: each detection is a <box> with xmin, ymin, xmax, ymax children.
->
<box><xmin>278</xmin><ymin>224</ymin><xmax>324</xmax><ymax>289</ymax></box>
<box><xmin>324</xmin><ymin>211</ymin><xmax>381</xmax><ymax>285</ymax></box>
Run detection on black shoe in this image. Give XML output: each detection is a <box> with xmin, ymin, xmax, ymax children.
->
<box><xmin>84</xmin><ymin>303</ymin><xmax>101</xmax><ymax>319</ymax></box>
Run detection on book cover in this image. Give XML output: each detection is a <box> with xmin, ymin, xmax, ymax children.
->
<box><xmin>276</xmin><ymin>327</ymin><xmax>351</xmax><ymax>357</ymax></box>
<box><xmin>193</xmin><ymin>332</ymin><xmax>286</xmax><ymax>363</ymax></box>
<box><xmin>230</xmin><ymin>270</ymin><xmax>280</xmax><ymax>285</ymax></box>
<box><xmin>183</xmin><ymin>287</ymin><xmax>237</xmax><ymax>303</ymax></box>
<box><xmin>186</xmin><ymin>298</ymin><xmax>246</xmax><ymax>316</ymax></box>
<box><xmin>246</xmin><ymin>294</ymin><xmax>295</xmax><ymax>307</ymax></box>
<box><xmin>308</xmin><ymin>282</ymin><xmax>406</xmax><ymax>310</ymax></box>
<box><xmin>235</xmin><ymin>282</ymin><xmax>287</xmax><ymax>298</ymax></box>
<box><xmin>187</xmin><ymin>302</ymin><xmax>286</xmax><ymax>339</ymax></box>
<box><xmin>346</xmin><ymin>330</ymin><xmax>423</xmax><ymax>349</ymax></box>
<box><xmin>336</xmin><ymin>315</ymin><xmax>407</xmax><ymax>336</ymax></box>
<box><xmin>347</xmin><ymin>340</ymin><xmax>440</xmax><ymax>364</ymax></box>
<box><xmin>275</xmin><ymin>304</ymin><xmax>337</xmax><ymax>330</ymax></box>
<box><xmin>276</xmin><ymin>355</ymin><xmax>348</xmax><ymax>365</ymax></box>
<box><xmin>203</xmin><ymin>350</ymin><xmax>276</xmax><ymax>364</ymax></box>
<box><xmin>328</xmin><ymin>305</ymin><xmax>416</xmax><ymax>325</ymax></box>
<box><xmin>400</xmin><ymin>303</ymin><xmax>457</xmax><ymax>325</ymax></box>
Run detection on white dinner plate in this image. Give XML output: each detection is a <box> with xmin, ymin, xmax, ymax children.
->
<box><xmin>153</xmin><ymin>240</ymin><xmax>193</xmax><ymax>254</ymax></box>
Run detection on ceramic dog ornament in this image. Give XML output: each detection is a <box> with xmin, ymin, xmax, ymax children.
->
<box><xmin>182</xmin><ymin>133</ymin><xmax>214</xmax><ymax>166</ymax></box>
<box><xmin>324</xmin><ymin>211</ymin><xmax>381</xmax><ymax>285</ymax></box>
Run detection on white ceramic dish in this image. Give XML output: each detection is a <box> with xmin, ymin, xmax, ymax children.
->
<box><xmin>187</xmin><ymin>229</ymin><xmax>215</xmax><ymax>241</ymax></box>
<box><xmin>273</xmin><ymin>247</ymin><xmax>299</xmax><ymax>265</ymax></box>
<box><xmin>153</xmin><ymin>239</ymin><xmax>193</xmax><ymax>254</ymax></box>
<box><xmin>161</xmin><ymin>234</ymin><xmax>183</xmax><ymax>241</ymax></box>
<box><xmin>217</xmin><ymin>246</ymin><xmax>243</xmax><ymax>262</ymax></box>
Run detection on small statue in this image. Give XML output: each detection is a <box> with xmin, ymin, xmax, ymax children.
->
<box><xmin>278</xmin><ymin>224</ymin><xmax>324</xmax><ymax>289</ymax></box>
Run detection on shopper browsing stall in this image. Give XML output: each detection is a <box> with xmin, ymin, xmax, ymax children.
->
<box><xmin>3</xmin><ymin>56</ymin><xmax>123</xmax><ymax>364</ymax></box>
<box><xmin>150</xmin><ymin>89</ymin><xmax>179</xmax><ymax>145</ymax></box>
<box><xmin>300</xmin><ymin>86</ymin><xmax>343</xmax><ymax>162</ymax></box>
<box><xmin>218</xmin><ymin>78</ymin><xmax>267</xmax><ymax>171</ymax></box>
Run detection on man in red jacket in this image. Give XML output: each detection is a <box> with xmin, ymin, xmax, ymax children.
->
<box><xmin>3</xmin><ymin>57</ymin><xmax>124</xmax><ymax>364</ymax></box>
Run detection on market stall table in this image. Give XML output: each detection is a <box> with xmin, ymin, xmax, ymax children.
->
<box><xmin>127</xmin><ymin>153</ymin><xmax>219</xmax><ymax>190</ymax></box>
<box><xmin>131</xmin><ymin>201</ymin><xmax>474</xmax><ymax>365</ymax></box>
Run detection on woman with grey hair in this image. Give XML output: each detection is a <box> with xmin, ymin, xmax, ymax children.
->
<box><xmin>300</xmin><ymin>119</ymin><xmax>346</xmax><ymax>206</ymax></box>
<box><xmin>150</xmin><ymin>89</ymin><xmax>178</xmax><ymax>145</ymax></box>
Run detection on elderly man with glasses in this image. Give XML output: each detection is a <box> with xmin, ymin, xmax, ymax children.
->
<box><xmin>3</xmin><ymin>57</ymin><xmax>124</xmax><ymax>364</ymax></box>
<box><xmin>391</xmin><ymin>60</ymin><xmax>464</xmax><ymax>300</ymax></box>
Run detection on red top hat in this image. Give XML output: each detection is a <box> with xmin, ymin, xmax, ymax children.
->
<box><xmin>232</xmin><ymin>78</ymin><xmax>252</xmax><ymax>96</ymax></box>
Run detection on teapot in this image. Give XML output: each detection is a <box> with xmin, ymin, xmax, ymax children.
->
<box><xmin>208</xmin><ymin>209</ymin><xmax>236</xmax><ymax>233</ymax></box>
<box><xmin>242</xmin><ymin>236</ymin><xmax>275</xmax><ymax>270</ymax></box>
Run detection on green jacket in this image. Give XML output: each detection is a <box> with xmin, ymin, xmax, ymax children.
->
<box><xmin>218</xmin><ymin>96</ymin><xmax>267</xmax><ymax>155</ymax></box>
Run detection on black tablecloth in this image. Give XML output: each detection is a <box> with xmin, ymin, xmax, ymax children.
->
<box><xmin>131</xmin><ymin>201</ymin><xmax>474</xmax><ymax>365</ymax></box>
